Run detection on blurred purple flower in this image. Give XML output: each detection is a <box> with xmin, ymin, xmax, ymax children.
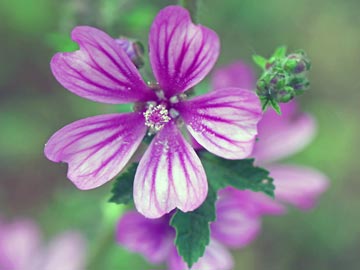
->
<box><xmin>212</xmin><ymin>61</ymin><xmax>329</xmax><ymax>210</ymax></box>
<box><xmin>45</xmin><ymin>6</ymin><xmax>262</xmax><ymax>218</ymax></box>
<box><xmin>116</xmin><ymin>189</ymin><xmax>283</xmax><ymax>270</ymax></box>
<box><xmin>0</xmin><ymin>219</ymin><xmax>86</xmax><ymax>270</ymax></box>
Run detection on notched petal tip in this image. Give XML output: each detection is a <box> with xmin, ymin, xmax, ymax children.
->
<box><xmin>50</xmin><ymin>26</ymin><xmax>154</xmax><ymax>104</ymax></box>
<box><xmin>133</xmin><ymin>121</ymin><xmax>208</xmax><ymax>219</ymax></box>
<box><xmin>177</xmin><ymin>88</ymin><xmax>262</xmax><ymax>160</ymax></box>
<box><xmin>149</xmin><ymin>5</ymin><xmax>220</xmax><ymax>97</ymax></box>
<box><xmin>44</xmin><ymin>113</ymin><xmax>147</xmax><ymax>190</ymax></box>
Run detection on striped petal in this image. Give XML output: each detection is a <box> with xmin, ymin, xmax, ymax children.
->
<box><xmin>44</xmin><ymin>113</ymin><xmax>146</xmax><ymax>189</ymax></box>
<box><xmin>51</xmin><ymin>26</ymin><xmax>156</xmax><ymax>104</ymax></box>
<box><xmin>134</xmin><ymin>121</ymin><xmax>208</xmax><ymax>218</ymax></box>
<box><xmin>149</xmin><ymin>6</ymin><xmax>220</xmax><ymax>98</ymax></box>
<box><xmin>252</xmin><ymin>101</ymin><xmax>316</xmax><ymax>163</ymax></box>
<box><xmin>269</xmin><ymin>165</ymin><xmax>329</xmax><ymax>210</ymax></box>
<box><xmin>116</xmin><ymin>211</ymin><xmax>174</xmax><ymax>264</ymax></box>
<box><xmin>176</xmin><ymin>88</ymin><xmax>262</xmax><ymax>159</ymax></box>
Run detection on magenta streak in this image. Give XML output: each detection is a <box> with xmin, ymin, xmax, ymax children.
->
<box><xmin>70</xmin><ymin>127</ymin><xmax>130</xmax><ymax>174</ymax></box>
<box><xmin>62</xmin><ymin>60</ymin><xmax>128</xmax><ymax>95</ymax></box>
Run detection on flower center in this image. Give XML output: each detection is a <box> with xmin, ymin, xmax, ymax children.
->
<box><xmin>144</xmin><ymin>104</ymin><xmax>171</xmax><ymax>132</ymax></box>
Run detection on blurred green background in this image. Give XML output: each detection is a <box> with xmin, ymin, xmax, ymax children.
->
<box><xmin>0</xmin><ymin>0</ymin><xmax>359</xmax><ymax>269</ymax></box>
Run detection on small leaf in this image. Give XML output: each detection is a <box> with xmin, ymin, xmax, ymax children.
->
<box><xmin>109</xmin><ymin>163</ymin><xmax>137</xmax><ymax>204</ymax></box>
<box><xmin>252</xmin><ymin>54</ymin><xmax>267</xmax><ymax>69</ymax></box>
<box><xmin>200</xmin><ymin>152</ymin><xmax>275</xmax><ymax>197</ymax></box>
<box><xmin>170</xmin><ymin>187</ymin><xmax>217</xmax><ymax>268</ymax></box>
<box><xmin>272</xmin><ymin>46</ymin><xmax>287</xmax><ymax>58</ymax></box>
<box><xmin>270</xmin><ymin>99</ymin><xmax>282</xmax><ymax>115</ymax></box>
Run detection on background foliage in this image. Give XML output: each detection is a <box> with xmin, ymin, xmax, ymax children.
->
<box><xmin>0</xmin><ymin>0</ymin><xmax>359</xmax><ymax>269</ymax></box>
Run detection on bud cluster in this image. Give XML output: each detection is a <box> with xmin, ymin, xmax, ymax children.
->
<box><xmin>253</xmin><ymin>47</ymin><xmax>311</xmax><ymax>113</ymax></box>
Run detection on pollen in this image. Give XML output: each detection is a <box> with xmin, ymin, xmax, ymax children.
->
<box><xmin>144</xmin><ymin>104</ymin><xmax>171</xmax><ymax>132</ymax></box>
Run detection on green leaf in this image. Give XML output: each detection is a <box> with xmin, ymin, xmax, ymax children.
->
<box><xmin>170</xmin><ymin>187</ymin><xmax>217</xmax><ymax>268</ymax></box>
<box><xmin>109</xmin><ymin>163</ymin><xmax>137</xmax><ymax>204</ymax></box>
<box><xmin>200</xmin><ymin>152</ymin><xmax>275</xmax><ymax>197</ymax></box>
<box><xmin>252</xmin><ymin>54</ymin><xmax>267</xmax><ymax>69</ymax></box>
<box><xmin>170</xmin><ymin>153</ymin><xmax>274</xmax><ymax>267</ymax></box>
<box><xmin>272</xmin><ymin>45</ymin><xmax>287</xmax><ymax>58</ymax></box>
<box><xmin>270</xmin><ymin>99</ymin><xmax>282</xmax><ymax>115</ymax></box>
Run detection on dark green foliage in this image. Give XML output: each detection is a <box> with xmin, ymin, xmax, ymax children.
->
<box><xmin>109</xmin><ymin>163</ymin><xmax>137</xmax><ymax>205</ymax></box>
<box><xmin>170</xmin><ymin>187</ymin><xmax>217</xmax><ymax>268</ymax></box>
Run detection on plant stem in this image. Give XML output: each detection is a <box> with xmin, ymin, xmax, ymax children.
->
<box><xmin>179</xmin><ymin>0</ymin><xmax>198</xmax><ymax>23</ymax></box>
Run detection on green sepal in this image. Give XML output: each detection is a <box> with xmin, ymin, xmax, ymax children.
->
<box><xmin>269</xmin><ymin>99</ymin><xmax>282</xmax><ymax>115</ymax></box>
<box><xmin>252</xmin><ymin>54</ymin><xmax>267</xmax><ymax>69</ymax></box>
<box><xmin>108</xmin><ymin>163</ymin><xmax>137</xmax><ymax>204</ymax></box>
<box><xmin>272</xmin><ymin>46</ymin><xmax>287</xmax><ymax>58</ymax></box>
<box><xmin>170</xmin><ymin>187</ymin><xmax>217</xmax><ymax>268</ymax></box>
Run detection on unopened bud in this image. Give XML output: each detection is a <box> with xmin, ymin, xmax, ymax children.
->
<box><xmin>115</xmin><ymin>37</ymin><xmax>145</xmax><ymax>68</ymax></box>
<box><xmin>253</xmin><ymin>46</ymin><xmax>312</xmax><ymax>114</ymax></box>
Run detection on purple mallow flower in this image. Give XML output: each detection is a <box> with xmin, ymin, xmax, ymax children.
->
<box><xmin>115</xmin><ymin>62</ymin><xmax>329</xmax><ymax>269</ymax></box>
<box><xmin>45</xmin><ymin>6</ymin><xmax>262</xmax><ymax>218</ymax></box>
<box><xmin>0</xmin><ymin>218</ymin><xmax>86</xmax><ymax>270</ymax></box>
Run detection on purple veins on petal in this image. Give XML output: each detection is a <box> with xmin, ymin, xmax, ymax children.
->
<box><xmin>44</xmin><ymin>113</ymin><xmax>147</xmax><ymax>190</ymax></box>
<box><xmin>149</xmin><ymin>6</ymin><xmax>220</xmax><ymax>97</ymax></box>
<box><xmin>133</xmin><ymin>121</ymin><xmax>208</xmax><ymax>218</ymax></box>
<box><xmin>51</xmin><ymin>26</ymin><xmax>155</xmax><ymax>104</ymax></box>
<box><xmin>176</xmin><ymin>88</ymin><xmax>262</xmax><ymax>159</ymax></box>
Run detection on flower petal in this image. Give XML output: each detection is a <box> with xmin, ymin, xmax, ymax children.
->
<box><xmin>0</xmin><ymin>220</ymin><xmax>41</xmax><ymax>270</ymax></box>
<box><xmin>211</xmin><ymin>190</ymin><xmax>262</xmax><ymax>248</ymax></box>
<box><xmin>169</xmin><ymin>240</ymin><xmax>233</xmax><ymax>270</ymax></box>
<box><xmin>134</xmin><ymin>121</ymin><xmax>208</xmax><ymax>218</ymax></box>
<box><xmin>42</xmin><ymin>232</ymin><xmax>86</xmax><ymax>270</ymax></box>
<box><xmin>51</xmin><ymin>26</ymin><xmax>155</xmax><ymax>104</ymax></box>
<box><xmin>44</xmin><ymin>113</ymin><xmax>146</xmax><ymax>189</ymax></box>
<box><xmin>176</xmin><ymin>88</ymin><xmax>262</xmax><ymax>159</ymax></box>
<box><xmin>116</xmin><ymin>211</ymin><xmax>174</xmax><ymax>264</ymax></box>
<box><xmin>149</xmin><ymin>6</ymin><xmax>220</xmax><ymax>97</ymax></box>
<box><xmin>252</xmin><ymin>101</ymin><xmax>316</xmax><ymax>163</ymax></box>
<box><xmin>211</xmin><ymin>61</ymin><xmax>256</xmax><ymax>90</ymax></box>
<box><xmin>269</xmin><ymin>164</ymin><xmax>329</xmax><ymax>210</ymax></box>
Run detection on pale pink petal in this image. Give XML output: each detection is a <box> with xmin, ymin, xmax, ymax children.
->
<box><xmin>42</xmin><ymin>232</ymin><xmax>86</xmax><ymax>270</ymax></box>
<box><xmin>269</xmin><ymin>165</ymin><xmax>329</xmax><ymax>210</ymax></box>
<box><xmin>116</xmin><ymin>211</ymin><xmax>174</xmax><ymax>264</ymax></box>
<box><xmin>134</xmin><ymin>121</ymin><xmax>208</xmax><ymax>218</ymax></box>
<box><xmin>149</xmin><ymin>6</ymin><xmax>220</xmax><ymax>97</ymax></box>
<box><xmin>252</xmin><ymin>101</ymin><xmax>316</xmax><ymax>163</ymax></box>
<box><xmin>51</xmin><ymin>26</ymin><xmax>155</xmax><ymax>104</ymax></box>
<box><xmin>169</xmin><ymin>240</ymin><xmax>233</xmax><ymax>270</ymax></box>
<box><xmin>211</xmin><ymin>61</ymin><xmax>256</xmax><ymax>90</ymax></box>
<box><xmin>0</xmin><ymin>220</ymin><xmax>41</xmax><ymax>270</ymax></box>
<box><xmin>44</xmin><ymin>113</ymin><xmax>146</xmax><ymax>190</ymax></box>
<box><xmin>211</xmin><ymin>190</ymin><xmax>262</xmax><ymax>248</ymax></box>
<box><xmin>176</xmin><ymin>88</ymin><xmax>262</xmax><ymax>159</ymax></box>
